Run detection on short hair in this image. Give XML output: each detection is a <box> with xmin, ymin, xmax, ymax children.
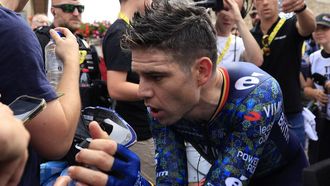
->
<box><xmin>122</xmin><ymin>0</ymin><xmax>218</xmax><ymax>72</ymax></box>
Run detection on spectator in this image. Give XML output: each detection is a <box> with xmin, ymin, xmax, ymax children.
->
<box><xmin>251</xmin><ymin>0</ymin><xmax>316</xmax><ymax>147</ymax></box>
<box><xmin>30</xmin><ymin>13</ymin><xmax>49</xmax><ymax>30</ymax></box>
<box><xmin>0</xmin><ymin>103</ymin><xmax>30</xmax><ymax>186</ymax></box>
<box><xmin>0</xmin><ymin>0</ymin><xmax>81</xmax><ymax>185</ymax></box>
<box><xmin>35</xmin><ymin>0</ymin><xmax>108</xmax><ymax>108</ymax></box>
<box><xmin>304</xmin><ymin>13</ymin><xmax>330</xmax><ymax>164</ymax></box>
<box><xmin>55</xmin><ymin>1</ymin><xmax>308</xmax><ymax>185</ymax></box>
<box><xmin>102</xmin><ymin>0</ymin><xmax>155</xmax><ymax>183</ymax></box>
<box><xmin>214</xmin><ymin>0</ymin><xmax>262</xmax><ymax>66</ymax></box>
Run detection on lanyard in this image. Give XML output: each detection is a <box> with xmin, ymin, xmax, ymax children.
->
<box><xmin>118</xmin><ymin>12</ymin><xmax>129</xmax><ymax>25</ymax></box>
<box><xmin>263</xmin><ymin>18</ymin><xmax>286</xmax><ymax>47</ymax></box>
<box><xmin>216</xmin><ymin>35</ymin><xmax>232</xmax><ymax>65</ymax></box>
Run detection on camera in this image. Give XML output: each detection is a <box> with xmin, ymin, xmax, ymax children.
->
<box><xmin>193</xmin><ymin>0</ymin><xmax>224</xmax><ymax>12</ymax></box>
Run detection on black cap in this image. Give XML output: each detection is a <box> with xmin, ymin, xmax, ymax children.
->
<box><xmin>316</xmin><ymin>13</ymin><xmax>330</xmax><ymax>28</ymax></box>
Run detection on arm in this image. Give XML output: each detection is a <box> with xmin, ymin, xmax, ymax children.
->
<box><xmin>107</xmin><ymin>70</ymin><xmax>141</xmax><ymax>101</ymax></box>
<box><xmin>103</xmin><ymin>26</ymin><xmax>142</xmax><ymax>101</ymax></box>
<box><xmin>304</xmin><ymin>77</ymin><xmax>328</xmax><ymax>106</ymax></box>
<box><xmin>0</xmin><ymin>103</ymin><xmax>30</xmax><ymax>186</ymax></box>
<box><xmin>27</xmin><ymin>27</ymin><xmax>81</xmax><ymax>159</ymax></box>
<box><xmin>282</xmin><ymin>0</ymin><xmax>316</xmax><ymax>37</ymax></box>
<box><xmin>226</xmin><ymin>0</ymin><xmax>263</xmax><ymax>66</ymax></box>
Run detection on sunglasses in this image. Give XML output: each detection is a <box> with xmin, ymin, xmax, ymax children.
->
<box><xmin>262</xmin><ymin>35</ymin><xmax>271</xmax><ymax>56</ymax></box>
<box><xmin>52</xmin><ymin>4</ymin><xmax>85</xmax><ymax>13</ymax></box>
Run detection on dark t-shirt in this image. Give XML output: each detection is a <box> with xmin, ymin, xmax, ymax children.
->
<box><xmin>0</xmin><ymin>6</ymin><xmax>57</xmax><ymax>185</ymax></box>
<box><xmin>102</xmin><ymin>19</ymin><xmax>151</xmax><ymax>141</ymax></box>
<box><xmin>251</xmin><ymin>16</ymin><xmax>307</xmax><ymax>114</ymax></box>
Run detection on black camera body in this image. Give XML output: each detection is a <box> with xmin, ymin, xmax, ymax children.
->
<box><xmin>193</xmin><ymin>0</ymin><xmax>224</xmax><ymax>12</ymax></box>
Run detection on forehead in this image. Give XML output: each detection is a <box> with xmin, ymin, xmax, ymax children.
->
<box><xmin>52</xmin><ymin>0</ymin><xmax>81</xmax><ymax>4</ymax></box>
<box><xmin>132</xmin><ymin>49</ymin><xmax>178</xmax><ymax>73</ymax></box>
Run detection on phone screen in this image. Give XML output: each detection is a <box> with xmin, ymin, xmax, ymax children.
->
<box><xmin>9</xmin><ymin>96</ymin><xmax>45</xmax><ymax>123</ymax></box>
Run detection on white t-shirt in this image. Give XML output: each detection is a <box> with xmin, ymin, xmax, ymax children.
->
<box><xmin>310</xmin><ymin>50</ymin><xmax>330</xmax><ymax>119</ymax></box>
<box><xmin>216</xmin><ymin>34</ymin><xmax>245</xmax><ymax>66</ymax></box>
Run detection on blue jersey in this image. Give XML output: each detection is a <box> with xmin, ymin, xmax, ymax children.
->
<box><xmin>150</xmin><ymin>62</ymin><xmax>307</xmax><ymax>186</ymax></box>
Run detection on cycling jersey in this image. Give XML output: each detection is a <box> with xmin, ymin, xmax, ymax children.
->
<box><xmin>150</xmin><ymin>62</ymin><xmax>308</xmax><ymax>186</ymax></box>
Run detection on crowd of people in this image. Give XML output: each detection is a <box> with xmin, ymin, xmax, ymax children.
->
<box><xmin>1</xmin><ymin>0</ymin><xmax>330</xmax><ymax>185</ymax></box>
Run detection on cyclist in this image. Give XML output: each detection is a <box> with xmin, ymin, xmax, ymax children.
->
<box><xmin>55</xmin><ymin>1</ymin><xmax>308</xmax><ymax>185</ymax></box>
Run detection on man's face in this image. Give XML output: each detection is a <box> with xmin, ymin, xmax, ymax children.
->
<box><xmin>215</xmin><ymin>0</ymin><xmax>243</xmax><ymax>33</ymax></box>
<box><xmin>254</xmin><ymin>0</ymin><xmax>278</xmax><ymax>20</ymax></box>
<box><xmin>313</xmin><ymin>25</ymin><xmax>330</xmax><ymax>45</ymax></box>
<box><xmin>132</xmin><ymin>49</ymin><xmax>200</xmax><ymax>125</ymax></box>
<box><xmin>51</xmin><ymin>0</ymin><xmax>83</xmax><ymax>32</ymax></box>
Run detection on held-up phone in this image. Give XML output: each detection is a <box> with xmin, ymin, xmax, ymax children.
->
<box><xmin>9</xmin><ymin>95</ymin><xmax>46</xmax><ymax>124</ymax></box>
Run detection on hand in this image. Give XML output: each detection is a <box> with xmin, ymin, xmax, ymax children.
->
<box><xmin>54</xmin><ymin>121</ymin><xmax>149</xmax><ymax>186</ymax></box>
<box><xmin>50</xmin><ymin>27</ymin><xmax>80</xmax><ymax>65</ymax></box>
<box><xmin>223</xmin><ymin>0</ymin><xmax>243</xmax><ymax>23</ymax></box>
<box><xmin>0</xmin><ymin>103</ymin><xmax>30</xmax><ymax>186</ymax></box>
<box><xmin>314</xmin><ymin>89</ymin><xmax>328</xmax><ymax>106</ymax></box>
<box><xmin>281</xmin><ymin>0</ymin><xmax>305</xmax><ymax>13</ymax></box>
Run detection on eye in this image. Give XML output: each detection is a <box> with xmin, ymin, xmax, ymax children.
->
<box><xmin>149</xmin><ymin>75</ymin><xmax>163</xmax><ymax>81</ymax></box>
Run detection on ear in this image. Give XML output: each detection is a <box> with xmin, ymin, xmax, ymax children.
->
<box><xmin>194</xmin><ymin>57</ymin><xmax>213</xmax><ymax>86</ymax></box>
<box><xmin>51</xmin><ymin>7</ymin><xmax>56</xmax><ymax>17</ymax></box>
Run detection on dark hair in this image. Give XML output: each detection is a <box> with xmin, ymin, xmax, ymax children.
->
<box><xmin>122</xmin><ymin>0</ymin><xmax>218</xmax><ymax>72</ymax></box>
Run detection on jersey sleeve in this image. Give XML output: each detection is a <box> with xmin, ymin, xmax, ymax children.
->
<box><xmin>204</xmin><ymin>77</ymin><xmax>284</xmax><ymax>185</ymax></box>
<box><xmin>149</xmin><ymin>118</ymin><xmax>188</xmax><ymax>185</ymax></box>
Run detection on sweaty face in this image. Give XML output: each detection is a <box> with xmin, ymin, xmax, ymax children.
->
<box><xmin>52</xmin><ymin>0</ymin><xmax>82</xmax><ymax>32</ymax></box>
<box><xmin>254</xmin><ymin>0</ymin><xmax>278</xmax><ymax>20</ymax></box>
<box><xmin>132</xmin><ymin>49</ymin><xmax>200</xmax><ymax>125</ymax></box>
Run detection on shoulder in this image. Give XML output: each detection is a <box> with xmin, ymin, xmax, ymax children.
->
<box><xmin>309</xmin><ymin>50</ymin><xmax>322</xmax><ymax>63</ymax></box>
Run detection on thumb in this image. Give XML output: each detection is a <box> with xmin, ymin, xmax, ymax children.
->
<box><xmin>53</xmin><ymin>176</ymin><xmax>71</xmax><ymax>186</ymax></box>
<box><xmin>89</xmin><ymin>121</ymin><xmax>109</xmax><ymax>139</ymax></box>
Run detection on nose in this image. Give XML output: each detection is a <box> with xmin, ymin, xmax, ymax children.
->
<box><xmin>137</xmin><ymin>78</ymin><xmax>153</xmax><ymax>100</ymax></box>
<box><xmin>72</xmin><ymin>7</ymin><xmax>80</xmax><ymax>15</ymax></box>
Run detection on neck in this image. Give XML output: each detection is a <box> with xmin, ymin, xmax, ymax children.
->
<box><xmin>120</xmin><ymin>2</ymin><xmax>137</xmax><ymax>20</ymax></box>
<box><xmin>188</xmin><ymin>69</ymin><xmax>223</xmax><ymax>123</ymax></box>
<box><xmin>217</xmin><ymin>30</ymin><xmax>231</xmax><ymax>37</ymax></box>
<box><xmin>323</xmin><ymin>45</ymin><xmax>330</xmax><ymax>54</ymax></box>
<box><xmin>260</xmin><ymin>16</ymin><xmax>279</xmax><ymax>34</ymax></box>
<box><xmin>0</xmin><ymin>0</ymin><xmax>15</xmax><ymax>10</ymax></box>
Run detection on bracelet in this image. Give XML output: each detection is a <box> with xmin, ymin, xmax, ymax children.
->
<box><xmin>294</xmin><ymin>3</ymin><xmax>307</xmax><ymax>14</ymax></box>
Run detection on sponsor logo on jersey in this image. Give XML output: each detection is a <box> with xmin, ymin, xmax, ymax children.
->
<box><xmin>258</xmin><ymin>125</ymin><xmax>272</xmax><ymax>145</ymax></box>
<box><xmin>244</xmin><ymin>111</ymin><xmax>261</xmax><ymax>121</ymax></box>
<box><xmin>278</xmin><ymin>113</ymin><xmax>289</xmax><ymax>142</ymax></box>
<box><xmin>235</xmin><ymin>72</ymin><xmax>264</xmax><ymax>90</ymax></box>
<box><xmin>237</xmin><ymin>151</ymin><xmax>259</xmax><ymax>174</ymax></box>
<box><xmin>263</xmin><ymin>101</ymin><xmax>282</xmax><ymax>118</ymax></box>
<box><xmin>156</xmin><ymin>171</ymin><xmax>168</xmax><ymax>178</ymax></box>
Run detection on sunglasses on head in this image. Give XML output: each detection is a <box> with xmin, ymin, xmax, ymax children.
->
<box><xmin>52</xmin><ymin>4</ymin><xmax>85</xmax><ymax>13</ymax></box>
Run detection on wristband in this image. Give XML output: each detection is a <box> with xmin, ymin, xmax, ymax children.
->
<box><xmin>294</xmin><ymin>3</ymin><xmax>307</xmax><ymax>14</ymax></box>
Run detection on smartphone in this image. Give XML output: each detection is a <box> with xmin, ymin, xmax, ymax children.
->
<box><xmin>9</xmin><ymin>95</ymin><xmax>46</xmax><ymax>124</ymax></box>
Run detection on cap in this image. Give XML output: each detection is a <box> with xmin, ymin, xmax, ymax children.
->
<box><xmin>316</xmin><ymin>13</ymin><xmax>330</xmax><ymax>28</ymax></box>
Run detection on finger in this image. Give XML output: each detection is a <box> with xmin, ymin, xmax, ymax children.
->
<box><xmin>49</xmin><ymin>29</ymin><xmax>62</xmax><ymax>43</ymax></box>
<box><xmin>68</xmin><ymin>166</ymin><xmax>108</xmax><ymax>186</ymax></box>
<box><xmin>75</xmin><ymin>148</ymin><xmax>114</xmax><ymax>171</ymax></box>
<box><xmin>89</xmin><ymin>121</ymin><xmax>109</xmax><ymax>139</ymax></box>
<box><xmin>88</xmin><ymin>138</ymin><xmax>117</xmax><ymax>155</ymax></box>
<box><xmin>53</xmin><ymin>176</ymin><xmax>71</xmax><ymax>186</ymax></box>
<box><xmin>54</xmin><ymin>27</ymin><xmax>75</xmax><ymax>38</ymax></box>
